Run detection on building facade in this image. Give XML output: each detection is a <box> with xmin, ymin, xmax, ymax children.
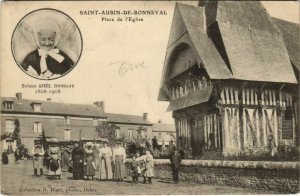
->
<box><xmin>1</xmin><ymin>93</ymin><xmax>107</xmax><ymax>151</ymax></box>
<box><xmin>105</xmin><ymin>112</ymin><xmax>152</xmax><ymax>143</ymax></box>
<box><xmin>152</xmin><ymin>121</ymin><xmax>176</xmax><ymax>147</ymax></box>
<box><xmin>158</xmin><ymin>2</ymin><xmax>299</xmax><ymax>157</ymax></box>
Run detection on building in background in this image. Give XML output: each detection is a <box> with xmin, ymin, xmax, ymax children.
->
<box><xmin>1</xmin><ymin>94</ymin><xmax>157</xmax><ymax>152</ymax></box>
<box><xmin>1</xmin><ymin>93</ymin><xmax>107</xmax><ymax>151</ymax></box>
<box><xmin>105</xmin><ymin>112</ymin><xmax>152</xmax><ymax>143</ymax></box>
<box><xmin>152</xmin><ymin>120</ymin><xmax>176</xmax><ymax>149</ymax></box>
<box><xmin>158</xmin><ymin>2</ymin><xmax>299</xmax><ymax>158</ymax></box>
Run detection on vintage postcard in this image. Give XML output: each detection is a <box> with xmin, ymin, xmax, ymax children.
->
<box><xmin>0</xmin><ymin>0</ymin><xmax>299</xmax><ymax>195</ymax></box>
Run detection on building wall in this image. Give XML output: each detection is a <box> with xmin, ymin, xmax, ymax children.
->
<box><xmin>152</xmin><ymin>131</ymin><xmax>176</xmax><ymax>145</ymax></box>
<box><xmin>1</xmin><ymin>114</ymin><xmax>99</xmax><ymax>150</ymax></box>
<box><xmin>113</xmin><ymin>123</ymin><xmax>152</xmax><ymax>141</ymax></box>
<box><xmin>173</xmin><ymin>85</ymin><xmax>297</xmax><ymax>157</ymax></box>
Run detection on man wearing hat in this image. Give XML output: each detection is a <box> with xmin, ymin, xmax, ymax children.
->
<box><xmin>21</xmin><ymin>18</ymin><xmax>73</xmax><ymax>79</ymax></box>
<box><xmin>32</xmin><ymin>142</ymin><xmax>44</xmax><ymax>177</ymax></box>
<box><xmin>71</xmin><ymin>140</ymin><xmax>85</xmax><ymax>180</ymax></box>
<box><xmin>170</xmin><ymin>147</ymin><xmax>182</xmax><ymax>184</ymax></box>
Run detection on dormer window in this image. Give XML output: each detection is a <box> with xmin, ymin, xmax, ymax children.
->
<box><xmin>32</xmin><ymin>102</ymin><xmax>41</xmax><ymax>112</ymax></box>
<box><xmin>3</xmin><ymin>101</ymin><xmax>13</xmax><ymax>110</ymax></box>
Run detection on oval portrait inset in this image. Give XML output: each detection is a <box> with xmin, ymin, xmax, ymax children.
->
<box><xmin>12</xmin><ymin>8</ymin><xmax>82</xmax><ymax>80</ymax></box>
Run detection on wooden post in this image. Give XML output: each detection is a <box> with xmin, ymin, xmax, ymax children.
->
<box><xmin>242</xmin><ymin>89</ymin><xmax>246</xmax><ymax>105</ymax></box>
<box><xmin>243</xmin><ymin>109</ymin><xmax>247</xmax><ymax>148</ymax></box>
<box><xmin>221</xmin><ymin>89</ymin><xmax>225</xmax><ymax>104</ymax></box>
<box><xmin>246</xmin><ymin>89</ymin><xmax>249</xmax><ymax>105</ymax></box>
<box><xmin>255</xmin><ymin>109</ymin><xmax>260</xmax><ymax>147</ymax></box>
<box><xmin>272</xmin><ymin>90</ymin><xmax>276</xmax><ymax>106</ymax></box>
<box><xmin>214</xmin><ymin>114</ymin><xmax>218</xmax><ymax>148</ymax></box>
<box><xmin>235</xmin><ymin>89</ymin><xmax>239</xmax><ymax>105</ymax></box>
<box><xmin>217</xmin><ymin>115</ymin><xmax>220</xmax><ymax>148</ymax></box>
<box><xmin>262</xmin><ymin>91</ymin><xmax>265</xmax><ymax>105</ymax></box>
<box><xmin>274</xmin><ymin>110</ymin><xmax>278</xmax><ymax>147</ymax></box>
<box><xmin>229</xmin><ymin>88</ymin><xmax>234</xmax><ymax>105</ymax></box>
<box><xmin>254</xmin><ymin>91</ymin><xmax>258</xmax><ymax>105</ymax></box>
<box><xmin>204</xmin><ymin>115</ymin><xmax>207</xmax><ymax>148</ymax></box>
<box><xmin>250</xmin><ymin>89</ymin><xmax>254</xmax><ymax>105</ymax></box>
<box><xmin>236</xmin><ymin>109</ymin><xmax>241</xmax><ymax>149</ymax></box>
<box><xmin>224</xmin><ymin>87</ymin><xmax>229</xmax><ymax>105</ymax></box>
<box><xmin>223</xmin><ymin>108</ymin><xmax>228</xmax><ymax>154</ymax></box>
<box><xmin>262</xmin><ymin>110</ymin><xmax>267</xmax><ymax>146</ymax></box>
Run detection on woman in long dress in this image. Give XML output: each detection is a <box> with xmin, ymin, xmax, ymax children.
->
<box><xmin>112</xmin><ymin>141</ymin><xmax>127</xmax><ymax>181</ymax></box>
<box><xmin>60</xmin><ymin>145</ymin><xmax>70</xmax><ymax>171</ymax></box>
<box><xmin>98</xmin><ymin>141</ymin><xmax>113</xmax><ymax>180</ymax></box>
<box><xmin>84</xmin><ymin>142</ymin><xmax>96</xmax><ymax>180</ymax></box>
<box><xmin>48</xmin><ymin>142</ymin><xmax>62</xmax><ymax>179</ymax></box>
<box><xmin>71</xmin><ymin>141</ymin><xmax>85</xmax><ymax>180</ymax></box>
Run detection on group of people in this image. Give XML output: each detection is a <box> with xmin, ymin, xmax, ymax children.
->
<box><xmin>30</xmin><ymin>140</ymin><xmax>129</xmax><ymax>181</ymax></box>
<box><xmin>2</xmin><ymin>139</ymin><xmax>183</xmax><ymax>184</ymax></box>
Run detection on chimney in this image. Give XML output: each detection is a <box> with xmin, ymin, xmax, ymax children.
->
<box><xmin>158</xmin><ymin>119</ymin><xmax>162</xmax><ymax>123</ymax></box>
<box><xmin>100</xmin><ymin>101</ymin><xmax>105</xmax><ymax>112</ymax></box>
<box><xmin>94</xmin><ymin>101</ymin><xmax>105</xmax><ymax>112</ymax></box>
<box><xmin>16</xmin><ymin>93</ymin><xmax>22</xmax><ymax>104</ymax></box>
<box><xmin>143</xmin><ymin>113</ymin><xmax>148</xmax><ymax>120</ymax></box>
<box><xmin>47</xmin><ymin>98</ymin><xmax>51</xmax><ymax>102</ymax></box>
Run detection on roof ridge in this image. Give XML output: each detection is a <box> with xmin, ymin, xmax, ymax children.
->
<box><xmin>1</xmin><ymin>97</ymin><xmax>98</xmax><ymax>107</ymax></box>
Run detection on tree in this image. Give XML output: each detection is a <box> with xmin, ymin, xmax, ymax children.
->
<box><xmin>96</xmin><ymin>122</ymin><xmax>122</xmax><ymax>145</ymax></box>
<box><xmin>39</xmin><ymin>129</ymin><xmax>47</xmax><ymax>150</ymax></box>
<box><xmin>11</xmin><ymin>119</ymin><xmax>21</xmax><ymax>148</ymax></box>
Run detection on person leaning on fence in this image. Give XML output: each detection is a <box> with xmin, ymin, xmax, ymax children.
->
<box><xmin>170</xmin><ymin>148</ymin><xmax>182</xmax><ymax>184</ymax></box>
<box><xmin>32</xmin><ymin>144</ymin><xmax>44</xmax><ymax>177</ymax></box>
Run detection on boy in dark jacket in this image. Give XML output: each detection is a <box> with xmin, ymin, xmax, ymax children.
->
<box><xmin>170</xmin><ymin>148</ymin><xmax>181</xmax><ymax>184</ymax></box>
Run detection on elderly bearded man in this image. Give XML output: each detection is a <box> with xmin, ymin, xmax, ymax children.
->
<box><xmin>21</xmin><ymin>18</ymin><xmax>73</xmax><ymax>79</ymax></box>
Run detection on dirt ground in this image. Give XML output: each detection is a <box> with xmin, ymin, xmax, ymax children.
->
<box><xmin>1</xmin><ymin>155</ymin><xmax>275</xmax><ymax>195</ymax></box>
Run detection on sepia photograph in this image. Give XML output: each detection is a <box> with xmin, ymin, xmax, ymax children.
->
<box><xmin>0</xmin><ymin>0</ymin><xmax>299</xmax><ymax>195</ymax></box>
<box><xmin>11</xmin><ymin>8</ymin><xmax>82</xmax><ymax>80</ymax></box>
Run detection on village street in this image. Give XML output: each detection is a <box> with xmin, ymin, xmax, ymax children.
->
<box><xmin>0</xmin><ymin>155</ymin><xmax>275</xmax><ymax>195</ymax></box>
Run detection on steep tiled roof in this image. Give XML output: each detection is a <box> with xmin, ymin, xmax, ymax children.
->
<box><xmin>152</xmin><ymin>123</ymin><xmax>175</xmax><ymax>132</ymax></box>
<box><xmin>105</xmin><ymin>113</ymin><xmax>152</xmax><ymax>125</ymax></box>
<box><xmin>215</xmin><ymin>1</ymin><xmax>297</xmax><ymax>84</ymax></box>
<box><xmin>272</xmin><ymin>17</ymin><xmax>300</xmax><ymax>71</ymax></box>
<box><xmin>1</xmin><ymin>97</ymin><xmax>106</xmax><ymax>118</ymax></box>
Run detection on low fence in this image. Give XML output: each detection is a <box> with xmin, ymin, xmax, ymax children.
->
<box><xmin>126</xmin><ymin>159</ymin><xmax>300</xmax><ymax>193</ymax></box>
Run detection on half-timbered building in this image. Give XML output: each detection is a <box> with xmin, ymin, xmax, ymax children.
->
<box><xmin>158</xmin><ymin>1</ymin><xmax>299</xmax><ymax>157</ymax></box>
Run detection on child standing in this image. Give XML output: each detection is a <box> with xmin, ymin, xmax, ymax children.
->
<box><xmin>131</xmin><ymin>155</ymin><xmax>141</xmax><ymax>183</ymax></box>
<box><xmin>136</xmin><ymin>150</ymin><xmax>155</xmax><ymax>184</ymax></box>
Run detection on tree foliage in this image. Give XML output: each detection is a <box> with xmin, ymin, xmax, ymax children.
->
<box><xmin>96</xmin><ymin>122</ymin><xmax>122</xmax><ymax>144</ymax></box>
<box><xmin>39</xmin><ymin>129</ymin><xmax>47</xmax><ymax>150</ymax></box>
<box><xmin>11</xmin><ymin>119</ymin><xmax>22</xmax><ymax>147</ymax></box>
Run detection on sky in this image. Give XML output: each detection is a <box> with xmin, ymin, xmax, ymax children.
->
<box><xmin>1</xmin><ymin>1</ymin><xmax>299</xmax><ymax>124</ymax></box>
